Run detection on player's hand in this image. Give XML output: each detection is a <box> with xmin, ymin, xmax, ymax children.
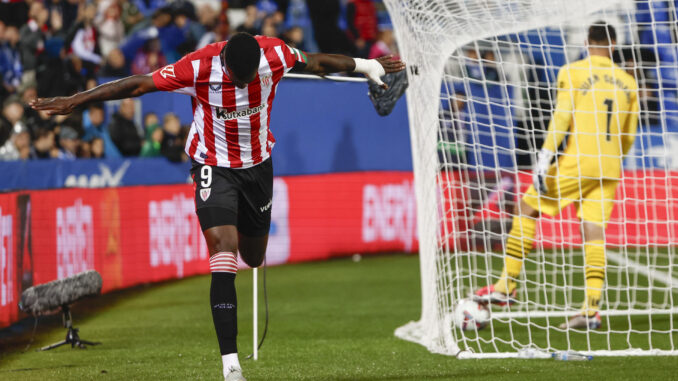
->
<box><xmin>532</xmin><ymin>148</ymin><xmax>554</xmax><ymax>194</ymax></box>
<box><xmin>375</xmin><ymin>55</ymin><xmax>406</xmax><ymax>89</ymax></box>
<box><xmin>354</xmin><ymin>55</ymin><xmax>406</xmax><ymax>89</ymax></box>
<box><xmin>30</xmin><ymin>96</ymin><xmax>79</xmax><ymax>116</ymax></box>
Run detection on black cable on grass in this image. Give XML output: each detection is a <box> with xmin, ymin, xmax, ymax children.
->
<box><xmin>23</xmin><ymin>316</ymin><xmax>38</xmax><ymax>352</ymax></box>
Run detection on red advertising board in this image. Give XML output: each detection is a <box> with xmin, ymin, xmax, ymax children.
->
<box><xmin>0</xmin><ymin>172</ymin><xmax>417</xmax><ymax>329</ymax></box>
<box><xmin>2</xmin><ymin>170</ymin><xmax>678</xmax><ymax>329</ymax></box>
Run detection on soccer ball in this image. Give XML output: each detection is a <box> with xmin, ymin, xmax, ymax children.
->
<box><xmin>453</xmin><ymin>298</ymin><xmax>490</xmax><ymax>331</ymax></box>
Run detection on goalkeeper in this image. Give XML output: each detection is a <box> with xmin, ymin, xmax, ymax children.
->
<box><xmin>475</xmin><ymin>21</ymin><xmax>639</xmax><ymax>329</ymax></box>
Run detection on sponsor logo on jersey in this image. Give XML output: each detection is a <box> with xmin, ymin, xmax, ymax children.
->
<box><xmin>259</xmin><ymin>199</ymin><xmax>272</xmax><ymax>213</ymax></box>
<box><xmin>209</xmin><ymin>83</ymin><xmax>222</xmax><ymax>92</ymax></box>
<box><xmin>261</xmin><ymin>74</ymin><xmax>272</xmax><ymax>87</ymax></box>
<box><xmin>200</xmin><ymin>188</ymin><xmax>211</xmax><ymax>202</ymax></box>
<box><xmin>215</xmin><ymin>104</ymin><xmax>266</xmax><ymax>120</ymax></box>
<box><xmin>160</xmin><ymin>65</ymin><xmax>176</xmax><ymax>79</ymax></box>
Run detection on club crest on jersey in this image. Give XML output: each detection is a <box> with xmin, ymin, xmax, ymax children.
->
<box><xmin>261</xmin><ymin>74</ymin><xmax>272</xmax><ymax>87</ymax></box>
<box><xmin>160</xmin><ymin>65</ymin><xmax>175</xmax><ymax>79</ymax></box>
<box><xmin>200</xmin><ymin>188</ymin><xmax>211</xmax><ymax>202</ymax></box>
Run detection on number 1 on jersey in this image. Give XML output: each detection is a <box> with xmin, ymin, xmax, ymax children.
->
<box><xmin>604</xmin><ymin>98</ymin><xmax>614</xmax><ymax>141</ymax></box>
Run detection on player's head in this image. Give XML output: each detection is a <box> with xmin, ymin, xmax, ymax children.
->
<box><xmin>588</xmin><ymin>21</ymin><xmax>616</xmax><ymax>50</ymax></box>
<box><xmin>221</xmin><ymin>32</ymin><xmax>261</xmax><ymax>89</ymax></box>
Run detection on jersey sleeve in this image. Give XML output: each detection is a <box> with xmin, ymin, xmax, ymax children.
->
<box><xmin>281</xmin><ymin>43</ymin><xmax>309</xmax><ymax>73</ymax></box>
<box><xmin>542</xmin><ymin>66</ymin><xmax>575</xmax><ymax>152</ymax></box>
<box><xmin>152</xmin><ymin>54</ymin><xmax>196</xmax><ymax>94</ymax></box>
<box><xmin>622</xmin><ymin>86</ymin><xmax>640</xmax><ymax>155</ymax></box>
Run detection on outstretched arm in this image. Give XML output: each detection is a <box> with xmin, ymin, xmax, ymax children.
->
<box><xmin>301</xmin><ymin>53</ymin><xmax>406</xmax><ymax>88</ymax></box>
<box><xmin>30</xmin><ymin>74</ymin><xmax>158</xmax><ymax>115</ymax></box>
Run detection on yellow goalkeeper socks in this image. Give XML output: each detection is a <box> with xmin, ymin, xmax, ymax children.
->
<box><xmin>494</xmin><ymin>216</ymin><xmax>537</xmax><ymax>295</ymax></box>
<box><xmin>583</xmin><ymin>240</ymin><xmax>606</xmax><ymax>316</ymax></box>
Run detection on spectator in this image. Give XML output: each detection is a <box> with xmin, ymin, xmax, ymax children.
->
<box><xmin>307</xmin><ymin>0</ymin><xmax>355</xmax><ymax>55</ymax></box>
<box><xmin>0</xmin><ymin>122</ymin><xmax>30</xmax><ymax>161</ymax></box>
<box><xmin>140</xmin><ymin>114</ymin><xmax>163</xmax><ymax>157</ymax></box>
<box><xmin>236</xmin><ymin>5</ymin><xmax>259</xmax><ymax>36</ymax></box>
<box><xmin>1</xmin><ymin>97</ymin><xmax>24</xmax><ymax>136</ymax></box>
<box><xmin>284</xmin><ymin>0</ymin><xmax>317</xmax><ymax>52</ymax></box>
<box><xmin>120</xmin><ymin>0</ymin><xmax>144</xmax><ymax>33</ymax></box>
<box><xmin>131</xmin><ymin>38</ymin><xmax>166</xmax><ymax>75</ymax></box>
<box><xmin>97</xmin><ymin>0</ymin><xmax>125</xmax><ymax>58</ymax></box>
<box><xmin>19</xmin><ymin>1</ymin><xmax>49</xmax><ymax>85</ymax></box>
<box><xmin>101</xmin><ymin>48</ymin><xmax>128</xmax><ymax>77</ymax></box>
<box><xmin>70</xmin><ymin>3</ymin><xmax>103</xmax><ymax>78</ymax></box>
<box><xmin>109</xmin><ymin>98</ymin><xmax>141</xmax><ymax>156</ymax></box>
<box><xmin>174</xmin><ymin>8</ymin><xmax>203</xmax><ymax>57</ymax></box>
<box><xmin>57</xmin><ymin>125</ymin><xmax>80</xmax><ymax>159</ymax></box>
<box><xmin>160</xmin><ymin>112</ymin><xmax>185</xmax><ymax>162</ymax></box>
<box><xmin>346</xmin><ymin>0</ymin><xmax>378</xmax><ymax>57</ymax></box>
<box><xmin>48</xmin><ymin>0</ymin><xmax>81</xmax><ymax>32</ymax></box>
<box><xmin>82</xmin><ymin>102</ymin><xmax>122</xmax><ymax>158</ymax></box>
<box><xmin>133</xmin><ymin>0</ymin><xmax>168</xmax><ymax>18</ymax></box>
<box><xmin>260</xmin><ymin>14</ymin><xmax>280</xmax><ymax>38</ymax></box>
<box><xmin>24</xmin><ymin>107</ymin><xmax>57</xmax><ymax>137</ymax></box>
<box><xmin>282</xmin><ymin>26</ymin><xmax>304</xmax><ymax>49</ymax></box>
<box><xmin>369</xmin><ymin>25</ymin><xmax>396</xmax><ymax>59</ymax></box>
<box><xmin>20</xmin><ymin>84</ymin><xmax>37</xmax><ymax>105</ymax></box>
<box><xmin>90</xmin><ymin>136</ymin><xmax>105</xmax><ymax>158</ymax></box>
<box><xmin>122</xmin><ymin>7</ymin><xmax>176</xmax><ymax>63</ymax></box>
<box><xmin>30</xmin><ymin>127</ymin><xmax>58</xmax><ymax>159</ymax></box>
<box><xmin>0</xmin><ymin>24</ymin><xmax>22</xmax><ymax>99</ymax></box>
<box><xmin>0</xmin><ymin>98</ymin><xmax>23</xmax><ymax>145</ymax></box>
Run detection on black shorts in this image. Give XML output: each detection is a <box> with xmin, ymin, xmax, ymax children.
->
<box><xmin>191</xmin><ymin>158</ymin><xmax>273</xmax><ymax>236</ymax></box>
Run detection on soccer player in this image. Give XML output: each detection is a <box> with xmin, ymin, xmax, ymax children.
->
<box><xmin>474</xmin><ymin>22</ymin><xmax>639</xmax><ymax>330</ymax></box>
<box><xmin>31</xmin><ymin>33</ymin><xmax>405</xmax><ymax>380</ymax></box>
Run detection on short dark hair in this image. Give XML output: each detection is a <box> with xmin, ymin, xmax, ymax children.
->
<box><xmin>222</xmin><ymin>32</ymin><xmax>261</xmax><ymax>80</ymax></box>
<box><xmin>588</xmin><ymin>21</ymin><xmax>616</xmax><ymax>45</ymax></box>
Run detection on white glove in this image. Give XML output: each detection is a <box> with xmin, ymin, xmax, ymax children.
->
<box><xmin>533</xmin><ymin>148</ymin><xmax>554</xmax><ymax>194</ymax></box>
<box><xmin>353</xmin><ymin>58</ymin><xmax>386</xmax><ymax>87</ymax></box>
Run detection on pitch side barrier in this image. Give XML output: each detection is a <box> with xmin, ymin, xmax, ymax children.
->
<box><xmin>1</xmin><ymin>169</ymin><xmax>677</xmax><ymax>328</ymax></box>
<box><xmin>0</xmin><ymin>172</ymin><xmax>418</xmax><ymax>328</ymax></box>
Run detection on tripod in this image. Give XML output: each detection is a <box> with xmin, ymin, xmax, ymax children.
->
<box><xmin>40</xmin><ymin>305</ymin><xmax>101</xmax><ymax>351</ymax></box>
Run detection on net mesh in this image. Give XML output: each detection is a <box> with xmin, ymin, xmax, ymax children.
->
<box><xmin>386</xmin><ymin>0</ymin><xmax>678</xmax><ymax>356</ymax></box>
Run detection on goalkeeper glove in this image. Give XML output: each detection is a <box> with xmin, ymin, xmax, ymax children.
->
<box><xmin>533</xmin><ymin>148</ymin><xmax>554</xmax><ymax>194</ymax></box>
<box><xmin>353</xmin><ymin>58</ymin><xmax>386</xmax><ymax>87</ymax></box>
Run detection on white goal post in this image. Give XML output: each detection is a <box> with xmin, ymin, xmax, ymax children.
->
<box><xmin>385</xmin><ymin>0</ymin><xmax>678</xmax><ymax>357</ymax></box>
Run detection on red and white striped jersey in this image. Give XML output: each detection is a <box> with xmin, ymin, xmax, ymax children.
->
<box><xmin>152</xmin><ymin>36</ymin><xmax>306</xmax><ymax>168</ymax></box>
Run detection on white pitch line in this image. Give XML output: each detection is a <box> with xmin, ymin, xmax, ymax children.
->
<box><xmin>607</xmin><ymin>251</ymin><xmax>678</xmax><ymax>289</ymax></box>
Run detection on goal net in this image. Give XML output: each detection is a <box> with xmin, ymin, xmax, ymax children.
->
<box><xmin>385</xmin><ymin>0</ymin><xmax>678</xmax><ymax>357</ymax></box>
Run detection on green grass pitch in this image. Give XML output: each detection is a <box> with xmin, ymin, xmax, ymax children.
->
<box><xmin>1</xmin><ymin>254</ymin><xmax>678</xmax><ymax>380</ymax></box>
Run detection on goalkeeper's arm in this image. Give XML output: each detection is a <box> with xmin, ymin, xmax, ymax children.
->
<box><xmin>533</xmin><ymin>69</ymin><xmax>574</xmax><ymax>193</ymax></box>
<box><xmin>296</xmin><ymin>53</ymin><xmax>406</xmax><ymax>89</ymax></box>
<box><xmin>621</xmin><ymin>91</ymin><xmax>640</xmax><ymax>156</ymax></box>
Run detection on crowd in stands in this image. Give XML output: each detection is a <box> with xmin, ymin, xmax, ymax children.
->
<box><xmin>0</xmin><ymin>0</ymin><xmax>398</xmax><ymax>162</ymax></box>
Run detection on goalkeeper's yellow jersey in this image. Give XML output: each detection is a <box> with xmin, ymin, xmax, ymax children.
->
<box><xmin>543</xmin><ymin>55</ymin><xmax>639</xmax><ymax>179</ymax></box>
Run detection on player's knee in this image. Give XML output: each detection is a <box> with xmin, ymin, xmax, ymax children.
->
<box><xmin>207</xmin><ymin>234</ymin><xmax>239</xmax><ymax>256</ymax></box>
<box><xmin>517</xmin><ymin>199</ymin><xmax>539</xmax><ymax>218</ymax></box>
<box><xmin>240</xmin><ymin>251</ymin><xmax>265</xmax><ymax>268</ymax></box>
<box><xmin>582</xmin><ymin>222</ymin><xmax>604</xmax><ymax>242</ymax></box>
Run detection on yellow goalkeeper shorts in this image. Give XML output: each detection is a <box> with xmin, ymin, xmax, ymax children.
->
<box><xmin>522</xmin><ymin>170</ymin><xmax>619</xmax><ymax>227</ymax></box>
